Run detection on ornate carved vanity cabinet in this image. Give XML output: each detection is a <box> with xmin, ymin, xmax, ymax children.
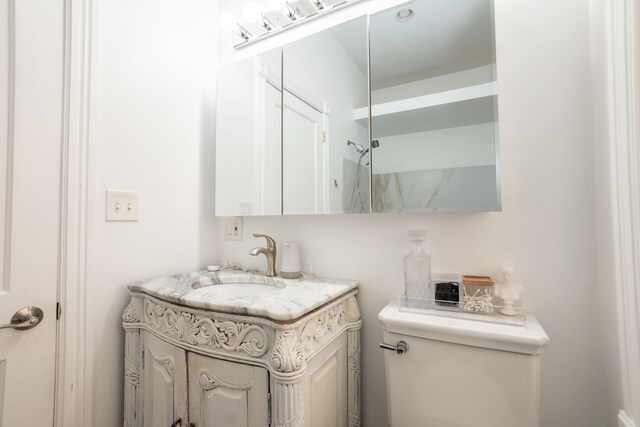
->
<box><xmin>122</xmin><ymin>271</ymin><xmax>361</xmax><ymax>427</ymax></box>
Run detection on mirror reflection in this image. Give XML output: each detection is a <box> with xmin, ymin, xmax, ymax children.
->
<box><xmin>370</xmin><ymin>0</ymin><xmax>500</xmax><ymax>212</ymax></box>
<box><xmin>282</xmin><ymin>16</ymin><xmax>369</xmax><ymax>214</ymax></box>
<box><xmin>214</xmin><ymin>0</ymin><xmax>501</xmax><ymax>216</ymax></box>
<box><xmin>215</xmin><ymin>48</ymin><xmax>282</xmax><ymax>216</ymax></box>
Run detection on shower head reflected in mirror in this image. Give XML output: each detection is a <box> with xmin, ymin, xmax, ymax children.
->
<box><xmin>347</xmin><ymin>139</ymin><xmax>380</xmax><ymax>166</ymax></box>
<box><xmin>347</xmin><ymin>139</ymin><xmax>380</xmax><ymax>213</ymax></box>
<box><xmin>347</xmin><ymin>140</ymin><xmax>368</xmax><ymax>155</ymax></box>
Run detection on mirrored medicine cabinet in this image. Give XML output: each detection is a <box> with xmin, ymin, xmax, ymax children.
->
<box><xmin>215</xmin><ymin>0</ymin><xmax>500</xmax><ymax>216</ymax></box>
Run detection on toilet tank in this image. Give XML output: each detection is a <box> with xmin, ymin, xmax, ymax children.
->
<box><xmin>378</xmin><ymin>301</ymin><xmax>549</xmax><ymax>427</ymax></box>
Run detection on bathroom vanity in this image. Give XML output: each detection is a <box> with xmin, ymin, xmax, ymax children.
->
<box><xmin>122</xmin><ymin>270</ymin><xmax>361</xmax><ymax>427</ymax></box>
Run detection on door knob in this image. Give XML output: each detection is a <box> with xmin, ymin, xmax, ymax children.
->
<box><xmin>170</xmin><ymin>419</ymin><xmax>182</xmax><ymax>427</ymax></box>
<box><xmin>0</xmin><ymin>306</ymin><xmax>44</xmax><ymax>330</ymax></box>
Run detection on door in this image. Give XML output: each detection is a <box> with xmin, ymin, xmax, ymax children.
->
<box><xmin>0</xmin><ymin>0</ymin><xmax>64</xmax><ymax>425</ymax></box>
<box><xmin>188</xmin><ymin>352</ymin><xmax>269</xmax><ymax>427</ymax></box>
<box><xmin>142</xmin><ymin>332</ymin><xmax>188</xmax><ymax>427</ymax></box>
<box><xmin>257</xmin><ymin>78</ymin><xmax>282</xmax><ymax>215</ymax></box>
<box><xmin>283</xmin><ymin>91</ymin><xmax>327</xmax><ymax>215</ymax></box>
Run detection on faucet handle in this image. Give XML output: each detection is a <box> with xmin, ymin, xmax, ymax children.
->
<box><xmin>253</xmin><ymin>233</ymin><xmax>276</xmax><ymax>248</ymax></box>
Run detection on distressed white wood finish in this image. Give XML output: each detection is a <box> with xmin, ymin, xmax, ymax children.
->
<box><xmin>142</xmin><ymin>332</ymin><xmax>188</xmax><ymax>427</ymax></box>
<box><xmin>606</xmin><ymin>0</ymin><xmax>640</xmax><ymax>426</ymax></box>
<box><xmin>305</xmin><ymin>334</ymin><xmax>347</xmax><ymax>427</ymax></box>
<box><xmin>188</xmin><ymin>352</ymin><xmax>268</xmax><ymax>427</ymax></box>
<box><xmin>347</xmin><ymin>330</ymin><xmax>361</xmax><ymax>427</ymax></box>
<box><xmin>0</xmin><ymin>0</ymin><xmax>63</xmax><ymax>425</ymax></box>
<box><xmin>123</xmin><ymin>282</ymin><xmax>361</xmax><ymax>427</ymax></box>
<box><xmin>124</xmin><ymin>296</ymin><xmax>143</xmax><ymax>427</ymax></box>
<box><xmin>271</xmin><ymin>378</ymin><xmax>304</xmax><ymax>427</ymax></box>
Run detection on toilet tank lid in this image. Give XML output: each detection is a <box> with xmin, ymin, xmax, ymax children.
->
<box><xmin>378</xmin><ymin>300</ymin><xmax>550</xmax><ymax>355</ymax></box>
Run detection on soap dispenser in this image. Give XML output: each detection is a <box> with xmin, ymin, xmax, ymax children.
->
<box><xmin>404</xmin><ymin>230</ymin><xmax>432</xmax><ymax>301</ymax></box>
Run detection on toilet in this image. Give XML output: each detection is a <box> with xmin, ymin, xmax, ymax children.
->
<box><xmin>378</xmin><ymin>300</ymin><xmax>550</xmax><ymax>427</ymax></box>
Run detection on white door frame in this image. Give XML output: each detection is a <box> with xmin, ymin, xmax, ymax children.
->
<box><xmin>55</xmin><ymin>0</ymin><xmax>97</xmax><ymax>425</ymax></box>
<box><xmin>605</xmin><ymin>1</ymin><xmax>640</xmax><ymax>426</ymax></box>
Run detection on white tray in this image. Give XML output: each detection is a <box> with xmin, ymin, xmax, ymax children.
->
<box><xmin>399</xmin><ymin>296</ymin><xmax>527</xmax><ymax>326</ymax></box>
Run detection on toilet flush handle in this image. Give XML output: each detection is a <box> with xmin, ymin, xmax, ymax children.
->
<box><xmin>379</xmin><ymin>341</ymin><xmax>408</xmax><ymax>355</ymax></box>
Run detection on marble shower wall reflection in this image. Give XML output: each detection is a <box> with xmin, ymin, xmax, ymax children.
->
<box><xmin>372</xmin><ymin>165</ymin><xmax>498</xmax><ymax>212</ymax></box>
<box><xmin>342</xmin><ymin>158</ymin><xmax>370</xmax><ymax>213</ymax></box>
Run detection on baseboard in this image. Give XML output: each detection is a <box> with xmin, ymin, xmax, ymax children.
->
<box><xmin>619</xmin><ymin>411</ymin><xmax>638</xmax><ymax>427</ymax></box>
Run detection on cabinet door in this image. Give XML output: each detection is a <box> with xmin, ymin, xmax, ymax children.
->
<box><xmin>142</xmin><ymin>332</ymin><xmax>188</xmax><ymax>427</ymax></box>
<box><xmin>188</xmin><ymin>353</ymin><xmax>269</xmax><ymax>427</ymax></box>
<box><xmin>305</xmin><ymin>333</ymin><xmax>348</xmax><ymax>427</ymax></box>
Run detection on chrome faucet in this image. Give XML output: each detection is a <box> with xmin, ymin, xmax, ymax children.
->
<box><xmin>249</xmin><ymin>233</ymin><xmax>277</xmax><ymax>277</ymax></box>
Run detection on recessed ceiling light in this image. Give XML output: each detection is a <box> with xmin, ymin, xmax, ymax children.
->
<box><xmin>395</xmin><ymin>8</ymin><xmax>414</xmax><ymax>23</ymax></box>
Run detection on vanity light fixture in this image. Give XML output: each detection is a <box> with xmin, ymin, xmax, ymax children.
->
<box><xmin>268</xmin><ymin>0</ymin><xmax>298</xmax><ymax>21</ymax></box>
<box><xmin>219</xmin><ymin>11</ymin><xmax>253</xmax><ymax>41</ymax></box>
<box><xmin>283</xmin><ymin>2</ymin><xmax>301</xmax><ymax>22</ymax></box>
<box><xmin>311</xmin><ymin>0</ymin><xmax>327</xmax><ymax>11</ymax></box>
<box><xmin>236</xmin><ymin>24</ymin><xmax>253</xmax><ymax>41</ymax></box>
<box><xmin>243</xmin><ymin>2</ymin><xmax>277</xmax><ymax>32</ymax></box>
<box><xmin>221</xmin><ymin>0</ymin><xmax>366</xmax><ymax>48</ymax></box>
<box><xmin>260</xmin><ymin>13</ymin><xmax>276</xmax><ymax>31</ymax></box>
<box><xmin>395</xmin><ymin>7</ymin><xmax>415</xmax><ymax>23</ymax></box>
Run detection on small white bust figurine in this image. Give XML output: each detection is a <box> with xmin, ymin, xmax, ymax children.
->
<box><xmin>495</xmin><ymin>267</ymin><xmax>523</xmax><ymax>315</ymax></box>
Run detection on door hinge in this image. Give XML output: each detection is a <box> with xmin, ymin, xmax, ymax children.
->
<box><xmin>56</xmin><ymin>302</ymin><xmax>62</xmax><ymax>320</ymax></box>
<box><xmin>267</xmin><ymin>392</ymin><xmax>272</xmax><ymax>425</ymax></box>
<box><xmin>322</xmin><ymin>130</ymin><xmax>326</xmax><ymax>142</ymax></box>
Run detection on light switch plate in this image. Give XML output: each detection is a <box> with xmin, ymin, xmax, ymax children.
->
<box><xmin>225</xmin><ymin>217</ymin><xmax>243</xmax><ymax>241</ymax></box>
<box><xmin>106</xmin><ymin>190</ymin><xmax>139</xmax><ymax>222</ymax></box>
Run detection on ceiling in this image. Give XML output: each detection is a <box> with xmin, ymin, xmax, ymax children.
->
<box><xmin>334</xmin><ymin>0</ymin><xmax>495</xmax><ymax>90</ymax></box>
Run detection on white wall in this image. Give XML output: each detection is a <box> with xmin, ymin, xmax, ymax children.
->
<box><xmin>373</xmin><ymin>123</ymin><xmax>496</xmax><ymax>174</ymax></box>
<box><xmin>216</xmin><ymin>0</ymin><xmax>611</xmax><ymax>426</ymax></box>
<box><xmin>87</xmin><ymin>1</ymin><xmax>217</xmax><ymax>426</ymax></box>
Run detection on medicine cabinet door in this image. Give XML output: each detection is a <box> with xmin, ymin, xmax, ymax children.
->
<box><xmin>282</xmin><ymin>16</ymin><xmax>369</xmax><ymax>215</ymax></box>
<box><xmin>369</xmin><ymin>0</ymin><xmax>501</xmax><ymax>212</ymax></box>
<box><xmin>215</xmin><ymin>48</ymin><xmax>282</xmax><ymax>216</ymax></box>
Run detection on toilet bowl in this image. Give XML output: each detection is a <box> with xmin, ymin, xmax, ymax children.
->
<box><xmin>378</xmin><ymin>300</ymin><xmax>549</xmax><ymax>427</ymax></box>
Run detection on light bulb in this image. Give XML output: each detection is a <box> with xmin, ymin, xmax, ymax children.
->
<box><xmin>243</xmin><ymin>2</ymin><xmax>262</xmax><ymax>22</ymax></box>
<box><xmin>219</xmin><ymin>11</ymin><xmax>237</xmax><ymax>32</ymax></box>
<box><xmin>282</xmin><ymin>1</ymin><xmax>297</xmax><ymax>20</ymax></box>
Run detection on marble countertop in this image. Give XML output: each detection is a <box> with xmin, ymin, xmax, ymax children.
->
<box><xmin>128</xmin><ymin>269</ymin><xmax>359</xmax><ymax>322</ymax></box>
